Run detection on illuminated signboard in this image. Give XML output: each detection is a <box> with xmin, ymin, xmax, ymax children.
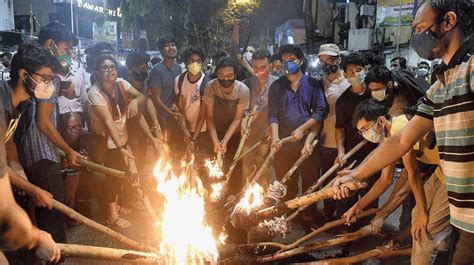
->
<box><xmin>77</xmin><ymin>0</ymin><xmax>122</xmax><ymax>18</ymax></box>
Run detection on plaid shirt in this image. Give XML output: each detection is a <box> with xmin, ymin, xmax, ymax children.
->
<box><xmin>16</xmin><ymin>78</ymin><xmax>60</xmax><ymax>167</ymax></box>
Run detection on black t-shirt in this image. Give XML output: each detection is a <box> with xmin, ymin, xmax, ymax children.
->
<box><xmin>335</xmin><ymin>86</ymin><xmax>378</xmax><ymax>159</ymax></box>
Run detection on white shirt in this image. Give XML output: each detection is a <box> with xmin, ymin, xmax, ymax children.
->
<box><xmin>174</xmin><ymin>72</ymin><xmax>206</xmax><ymax>132</ymax></box>
<box><xmin>321</xmin><ymin>75</ymin><xmax>350</xmax><ymax>148</ymax></box>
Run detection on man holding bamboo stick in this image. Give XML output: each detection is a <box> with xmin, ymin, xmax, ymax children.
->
<box><xmin>241</xmin><ymin>49</ymin><xmax>278</xmax><ymax>187</ymax></box>
<box><xmin>268</xmin><ymin>44</ymin><xmax>327</xmax><ymax>224</ymax></box>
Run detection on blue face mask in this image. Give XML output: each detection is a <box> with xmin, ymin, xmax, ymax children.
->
<box><xmin>283</xmin><ymin>60</ymin><xmax>302</xmax><ymax>75</ymax></box>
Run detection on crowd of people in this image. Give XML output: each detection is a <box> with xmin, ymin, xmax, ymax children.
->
<box><xmin>0</xmin><ymin>1</ymin><xmax>473</xmax><ymax>264</ymax></box>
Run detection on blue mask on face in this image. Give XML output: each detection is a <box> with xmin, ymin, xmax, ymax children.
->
<box><xmin>283</xmin><ymin>60</ymin><xmax>302</xmax><ymax>75</ymax></box>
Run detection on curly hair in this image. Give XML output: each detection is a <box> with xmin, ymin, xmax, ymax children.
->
<box><xmin>126</xmin><ymin>52</ymin><xmax>150</xmax><ymax>69</ymax></box>
<box><xmin>181</xmin><ymin>46</ymin><xmax>205</xmax><ymax>63</ymax></box>
<box><xmin>277</xmin><ymin>44</ymin><xmax>304</xmax><ymax>60</ymax></box>
<box><xmin>364</xmin><ymin>65</ymin><xmax>393</xmax><ymax>86</ymax></box>
<box><xmin>9</xmin><ymin>42</ymin><xmax>61</xmax><ymax>84</ymax></box>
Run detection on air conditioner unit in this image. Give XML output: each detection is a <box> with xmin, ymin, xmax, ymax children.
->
<box><xmin>348</xmin><ymin>28</ymin><xmax>373</xmax><ymax>51</ymax></box>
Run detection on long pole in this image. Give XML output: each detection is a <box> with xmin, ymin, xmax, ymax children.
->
<box><xmin>70</xmin><ymin>0</ymin><xmax>74</xmax><ymax>34</ymax></box>
<box><xmin>396</xmin><ymin>0</ymin><xmax>402</xmax><ymax>55</ymax></box>
<box><xmin>29</xmin><ymin>1</ymin><xmax>33</xmax><ymax>36</ymax></box>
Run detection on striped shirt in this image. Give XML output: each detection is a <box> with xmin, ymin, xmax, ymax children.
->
<box><xmin>416</xmin><ymin>37</ymin><xmax>474</xmax><ymax>233</ymax></box>
<box><xmin>16</xmin><ymin>79</ymin><xmax>60</xmax><ymax>168</ymax></box>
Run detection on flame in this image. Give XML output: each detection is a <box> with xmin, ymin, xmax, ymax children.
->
<box><xmin>234</xmin><ymin>183</ymin><xmax>264</xmax><ymax>215</ymax></box>
<box><xmin>153</xmin><ymin>158</ymin><xmax>218</xmax><ymax>264</ymax></box>
<box><xmin>218</xmin><ymin>232</ymin><xmax>228</xmax><ymax>245</ymax></box>
<box><xmin>205</xmin><ymin>159</ymin><xmax>224</xmax><ymax>179</ymax></box>
<box><xmin>210</xmin><ymin>183</ymin><xmax>223</xmax><ymax>202</ymax></box>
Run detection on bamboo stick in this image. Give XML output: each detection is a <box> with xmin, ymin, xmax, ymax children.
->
<box><xmin>303</xmin><ymin>247</ymin><xmax>411</xmax><ymax>264</ymax></box>
<box><xmin>231</xmin><ymin>140</ymin><xmax>263</xmax><ymax>166</ymax></box>
<box><xmin>251</xmin><ymin>136</ymin><xmax>293</xmax><ymax>183</ymax></box>
<box><xmin>287</xmin><ymin>140</ymin><xmax>368</xmax><ymax>222</ymax></box>
<box><xmin>281</xmin><ymin>139</ymin><xmax>319</xmax><ymax>183</ymax></box>
<box><xmin>52</xmin><ymin>200</ymin><xmax>154</xmax><ymax>252</ymax></box>
<box><xmin>258</xmin><ymin>225</ymin><xmax>372</xmax><ymax>262</ymax></box>
<box><xmin>233</xmin><ymin>106</ymin><xmax>258</xmax><ymax>162</ymax></box>
<box><xmin>57</xmin><ymin>150</ymin><xmax>127</xmax><ymax>180</ymax></box>
<box><xmin>57</xmin><ymin>243</ymin><xmax>161</xmax><ymax>264</ymax></box>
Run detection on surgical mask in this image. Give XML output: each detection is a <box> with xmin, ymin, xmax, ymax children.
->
<box><xmin>417</xmin><ymin>68</ymin><xmax>429</xmax><ymax>77</ymax></box>
<box><xmin>187</xmin><ymin>62</ymin><xmax>202</xmax><ymax>76</ymax></box>
<box><xmin>362</xmin><ymin>121</ymin><xmax>385</xmax><ymax>143</ymax></box>
<box><xmin>371</xmin><ymin>89</ymin><xmax>387</xmax><ymax>102</ymax></box>
<box><xmin>26</xmin><ymin>73</ymin><xmax>56</xmax><ymax>99</ymax></box>
<box><xmin>411</xmin><ymin>22</ymin><xmax>450</xmax><ymax>60</ymax></box>
<box><xmin>271</xmin><ymin>68</ymin><xmax>283</xmax><ymax>77</ymax></box>
<box><xmin>132</xmin><ymin>70</ymin><xmax>148</xmax><ymax>82</ymax></box>
<box><xmin>346</xmin><ymin>71</ymin><xmax>366</xmax><ymax>86</ymax></box>
<box><xmin>321</xmin><ymin>63</ymin><xmax>339</xmax><ymax>75</ymax></box>
<box><xmin>283</xmin><ymin>60</ymin><xmax>302</xmax><ymax>75</ymax></box>
<box><xmin>218</xmin><ymin>79</ymin><xmax>235</xmax><ymax>88</ymax></box>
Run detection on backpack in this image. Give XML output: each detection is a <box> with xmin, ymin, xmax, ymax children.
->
<box><xmin>176</xmin><ymin>71</ymin><xmax>210</xmax><ymax>100</ymax></box>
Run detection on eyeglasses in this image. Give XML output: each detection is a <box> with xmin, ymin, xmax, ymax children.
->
<box><xmin>100</xmin><ymin>65</ymin><xmax>117</xmax><ymax>72</ymax></box>
<box><xmin>357</xmin><ymin>121</ymin><xmax>376</xmax><ymax>135</ymax></box>
<box><xmin>320</xmin><ymin>56</ymin><xmax>340</xmax><ymax>66</ymax></box>
<box><xmin>31</xmin><ymin>72</ymin><xmax>56</xmax><ymax>84</ymax></box>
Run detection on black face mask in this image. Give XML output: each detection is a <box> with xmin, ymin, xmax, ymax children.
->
<box><xmin>218</xmin><ymin>79</ymin><xmax>235</xmax><ymax>88</ymax></box>
<box><xmin>321</xmin><ymin>63</ymin><xmax>339</xmax><ymax>75</ymax></box>
<box><xmin>132</xmin><ymin>71</ymin><xmax>148</xmax><ymax>82</ymax></box>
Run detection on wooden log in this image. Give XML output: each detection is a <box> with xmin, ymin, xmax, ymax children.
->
<box><xmin>299</xmin><ymin>247</ymin><xmax>411</xmax><ymax>264</ymax></box>
<box><xmin>287</xmin><ymin>140</ymin><xmax>367</xmax><ymax>222</ymax></box>
<box><xmin>251</xmin><ymin>136</ymin><xmax>293</xmax><ymax>183</ymax></box>
<box><xmin>256</xmin><ymin>181</ymin><xmax>367</xmax><ymax>222</ymax></box>
<box><xmin>57</xmin><ymin>150</ymin><xmax>127</xmax><ymax>180</ymax></box>
<box><xmin>52</xmin><ymin>200</ymin><xmax>155</xmax><ymax>252</ymax></box>
<box><xmin>231</xmin><ymin>140</ymin><xmax>264</xmax><ymax>167</ymax></box>
<box><xmin>57</xmin><ymin>243</ymin><xmax>161</xmax><ymax>264</ymax></box>
<box><xmin>281</xmin><ymin>139</ymin><xmax>319</xmax><ymax>183</ymax></box>
<box><xmin>231</xmin><ymin>181</ymin><xmax>367</xmax><ymax>228</ymax></box>
<box><xmin>257</xmin><ymin>225</ymin><xmax>372</xmax><ymax>263</ymax></box>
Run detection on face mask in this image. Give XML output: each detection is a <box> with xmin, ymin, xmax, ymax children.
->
<box><xmin>283</xmin><ymin>60</ymin><xmax>302</xmax><ymax>75</ymax></box>
<box><xmin>58</xmin><ymin>54</ymin><xmax>72</xmax><ymax>75</ymax></box>
<box><xmin>371</xmin><ymin>89</ymin><xmax>387</xmax><ymax>102</ymax></box>
<box><xmin>417</xmin><ymin>68</ymin><xmax>429</xmax><ymax>77</ymax></box>
<box><xmin>255</xmin><ymin>68</ymin><xmax>268</xmax><ymax>79</ymax></box>
<box><xmin>411</xmin><ymin>22</ymin><xmax>450</xmax><ymax>60</ymax></box>
<box><xmin>362</xmin><ymin>120</ymin><xmax>385</xmax><ymax>143</ymax></box>
<box><xmin>188</xmin><ymin>62</ymin><xmax>202</xmax><ymax>76</ymax></box>
<box><xmin>271</xmin><ymin>68</ymin><xmax>283</xmax><ymax>77</ymax></box>
<box><xmin>132</xmin><ymin>71</ymin><xmax>148</xmax><ymax>82</ymax></box>
<box><xmin>26</xmin><ymin>73</ymin><xmax>56</xmax><ymax>99</ymax></box>
<box><xmin>347</xmin><ymin>71</ymin><xmax>366</xmax><ymax>86</ymax></box>
<box><xmin>218</xmin><ymin>79</ymin><xmax>235</xmax><ymax>88</ymax></box>
<box><xmin>321</xmin><ymin>63</ymin><xmax>339</xmax><ymax>75</ymax></box>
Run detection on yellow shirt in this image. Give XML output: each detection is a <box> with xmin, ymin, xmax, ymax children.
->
<box><xmin>390</xmin><ymin>115</ymin><xmax>445</xmax><ymax>183</ymax></box>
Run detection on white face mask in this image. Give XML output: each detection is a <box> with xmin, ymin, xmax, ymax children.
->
<box><xmin>347</xmin><ymin>70</ymin><xmax>366</xmax><ymax>87</ymax></box>
<box><xmin>362</xmin><ymin>120</ymin><xmax>385</xmax><ymax>143</ymax></box>
<box><xmin>371</xmin><ymin>89</ymin><xmax>387</xmax><ymax>102</ymax></box>
<box><xmin>28</xmin><ymin>74</ymin><xmax>56</xmax><ymax>99</ymax></box>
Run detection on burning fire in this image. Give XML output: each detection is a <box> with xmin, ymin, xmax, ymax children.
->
<box><xmin>205</xmin><ymin>159</ymin><xmax>225</xmax><ymax>202</ymax></box>
<box><xmin>153</xmin><ymin>158</ymin><xmax>219</xmax><ymax>264</ymax></box>
<box><xmin>234</xmin><ymin>183</ymin><xmax>264</xmax><ymax>215</ymax></box>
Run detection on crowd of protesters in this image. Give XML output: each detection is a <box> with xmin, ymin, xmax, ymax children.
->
<box><xmin>0</xmin><ymin>1</ymin><xmax>473</xmax><ymax>264</ymax></box>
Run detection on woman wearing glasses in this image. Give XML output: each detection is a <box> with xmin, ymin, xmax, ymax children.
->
<box><xmin>87</xmin><ymin>55</ymin><xmax>146</xmax><ymax>229</ymax></box>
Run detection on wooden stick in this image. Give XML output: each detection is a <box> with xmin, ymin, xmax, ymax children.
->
<box><xmin>171</xmin><ymin>104</ymin><xmax>195</xmax><ymax>154</ymax></box>
<box><xmin>305</xmin><ymin>247</ymin><xmax>411</xmax><ymax>264</ymax></box>
<box><xmin>251</xmin><ymin>136</ymin><xmax>293</xmax><ymax>183</ymax></box>
<box><xmin>258</xmin><ymin>225</ymin><xmax>372</xmax><ymax>262</ymax></box>
<box><xmin>241</xmin><ymin>208</ymin><xmax>378</xmax><ymax>251</ymax></box>
<box><xmin>52</xmin><ymin>200</ymin><xmax>154</xmax><ymax>252</ymax></box>
<box><xmin>281</xmin><ymin>139</ymin><xmax>319</xmax><ymax>183</ymax></box>
<box><xmin>57</xmin><ymin>243</ymin><xmax>161</xmax><ymax>264</ymax></box>
<box><xmin>256</xmin><ymin>181</ymin><xmax>367</xmax><ymax>221</ymax></box>
<box><xmin>233</xmin><ymin>106</ymin><xmax>258</xmax><ymax>162</ymax></box>
<box><xmin>287</xmin><ymin>140</ymin><xmax>368</xmax><ymax>222</ymax></box>
<box><xmin>231</xmin><ymin>140</ymin><xmax>264</xmax><ymax>166</ymax></box>
<box><xmin>57</xmin><ymin>150</ymin><xmax>127</xmax><ymax>180</ymax></box>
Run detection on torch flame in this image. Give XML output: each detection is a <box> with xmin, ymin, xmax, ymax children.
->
<box><xmin>234</xmin><ymin>183</ymin><xmax>264</xmax><ymax>215</ymax></box>
<box><xmin>153</xmin><ymin>158</ymin><xmax>218</xmax><ymax>264</ymax></box>
<box><xmin>205</xmin><ymin>159</ymin><xmax>224</xmax><ymax>179</ymax></box>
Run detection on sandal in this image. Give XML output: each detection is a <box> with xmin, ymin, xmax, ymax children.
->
<box><xmin>106</xmin><ymin>217</ymin><xmax>131</xmax><ymax>229</ymax></box>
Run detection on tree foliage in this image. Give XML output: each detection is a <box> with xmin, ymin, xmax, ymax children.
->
<box><xmin>120</xmin><ymin>0</ymin><xmax>260</xmax><ymax>57</ymax></box>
